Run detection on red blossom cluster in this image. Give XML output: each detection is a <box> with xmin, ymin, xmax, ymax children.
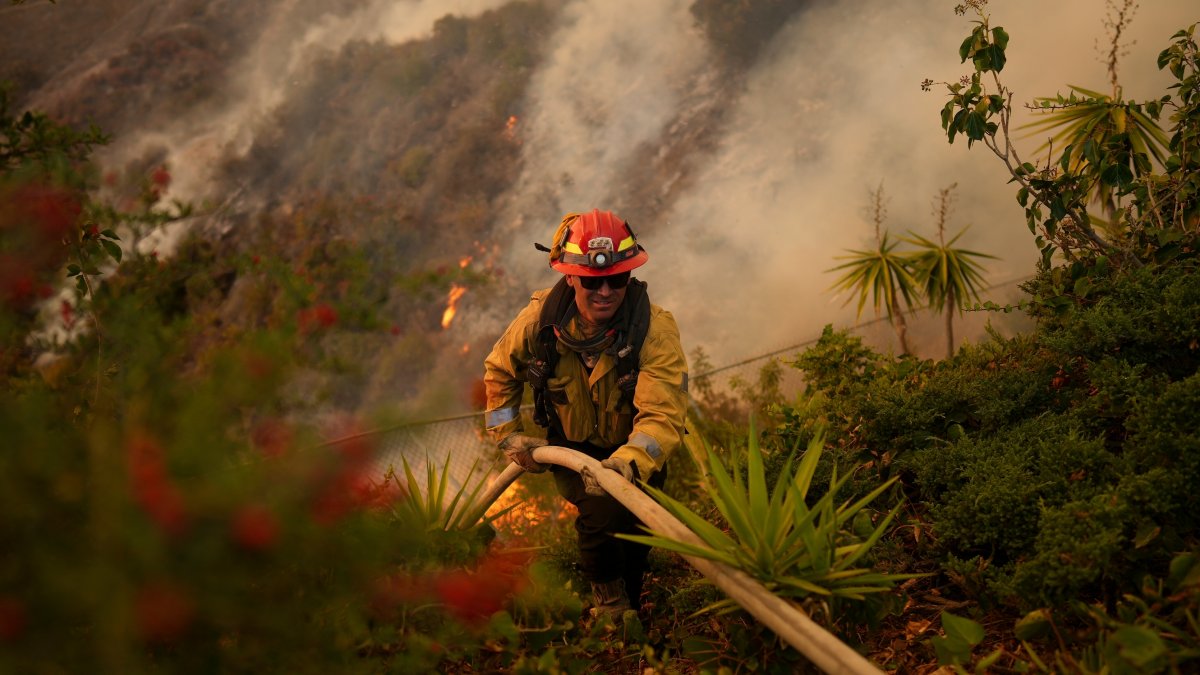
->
<box><xmin>126</xmin><ymin>431</ymin><xmax>189</xmax><ymax>537</ymax></box>
<box><xmin>150</xmin><ymin>165</ymin><xmax>171</xmax><ymax>189</ymax></box>
<box><xmin>145</xmin><ymin>166</ymin><xmax>171</xmax><ymax>202</ymax></box>
<box><xmin>309</xmin><ymin>431</ymin><xmax>399</xmax><ymax>524</ymax></box>
<box><xmin>230</xmin><ymin>503</ymin><xmax>280</xmax><ymax>552</ymax></box>
<box><xmin>59</xmin><ymin>299</ymin><xmax>75</xmax><ymax>330</ymax></box>
<box><xmin>297</xmin><ymin>303</ymin><xmax>338</xmax><ymax>333</ymax></box>
<box><xmin>0</xmin><ymin>181</ymin><xmax>81</xmax><ymax>311</ymax></box>
<box><xmin>372</xmin><ymin>548</ymin><xmax>532</xmax><ymax>627</ymax></box>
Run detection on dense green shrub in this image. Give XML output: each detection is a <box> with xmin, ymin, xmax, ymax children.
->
<box><xmin>783</xmin><ymin>255</ymin><xmax>1200</xmax><ymax>609</ymax></box>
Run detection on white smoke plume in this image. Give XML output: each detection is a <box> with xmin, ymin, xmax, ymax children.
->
<box><xmin>102</xmin><ymin>0</ymin><xmax>514</xmax><ymax>254</ymax></box>
<box><xmin>524</xmin><ymin>0</ymin><xmax>1190</xmax><ymax>364</ymax></box>
<box><xmin>494</xmin><ymin>0</ymin><xmax>709</xmax><ymax>277</ymax></box>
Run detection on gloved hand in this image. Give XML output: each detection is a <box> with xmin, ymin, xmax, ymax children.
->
<box><xmin>581</xmin><ymin>456</ymin><xmax>636</xmax><ymax>496</ymax></box>
<box><xmin>499</xmin><ymin>434</ymin><xmax>548</xmax><ymax>473</ymax></box>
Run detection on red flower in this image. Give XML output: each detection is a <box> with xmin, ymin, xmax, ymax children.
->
<box><xmin>297</xmin><ymin>303</ymin><xmax>338</xmax><ymax>333</ymax></box>
<box><xmin>150</xmin><ymin>166</ymin><xmax>171</xmax><ymax>189</ymax></box>
<box><xmin>12</xmin><ymin>183</ymin><xmax>82</xmax><ymax>239</ymax></box>
<box><xmin>434</xmin><ymin>548</ymin><xmax>532</xmax><ymax>626</ymax></box>
<box><xmin>0</xmin><ymin>257</ymin><xmax>37</xmax><ymax>310</ymax></box>
<box><xmin>0</xmin><ymin>597</ymin><xmax>26</xmax><ymax>643</ymax></box>
<box><xmin>434</xmin><ymin>570</ymin><xmax>505</xmax><ymax>625</ymax></box>
<box><xmin>126</xmin><ymin>432</ymin><xmax>189</xmax><ymax>537</ymax></box>
<box><xmin>355</xmin><ymin>475</ymin><xmax>406</xmax><ymax>511</ymax></box>
<box><xmin>134</xmin><ymin>582</ymin><xmax>193</xmax><ymax>643</ymax></box>
<box><xmin>60</xmin><ymin>299</ymin><xmax>75</xmax><ymax>330</ymax></box>
<box><xmin>231</xmin><ymin>504</ymin><xmax>280</xmax><ymax>552</ymax></box>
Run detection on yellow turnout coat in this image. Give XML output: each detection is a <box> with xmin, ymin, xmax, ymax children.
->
<box><xmin>483</xmin><ymin>286</ymin><xmax>689</xmax><ymax>478</ymax></box>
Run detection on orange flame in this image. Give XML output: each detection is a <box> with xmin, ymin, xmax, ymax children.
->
<box><xmin>460</xmin><ymin>343</ymin><xmax>470</xmax><ymax>355</ymax></box>
<box><xmin>459</xmin><ymin>255</ymin><xmax>473</xmax><ymax>268</ymax></box>
<box><xmin>488</xmin><ymin>482</ymin><xmax>568</xmax><ymax>538</ymax></box>
<box><xmin>441</xmin><ymin>284</ymin><xmax>467</xmax><ymax>329</ymax></box>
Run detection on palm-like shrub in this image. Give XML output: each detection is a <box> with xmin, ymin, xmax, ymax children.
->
<box><xmin>623</xmin><ymin>424</ymin><xmax>916</xmax><ymax>623</ymax></box>
<box><xmin>830</xmin><ymin>231</ymin><xmax>919</xmax><ymax>355</ymax></box>
<box><xmin>903</xmin><ymin>184</ymin><xmax>995</xmax><ymax>358</ymax></box>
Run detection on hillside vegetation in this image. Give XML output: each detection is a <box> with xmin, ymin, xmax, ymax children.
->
<box><xmin>1</xmin><ymin>0</ymin><xmax>1198</xmax><ymax>673</ymax></box>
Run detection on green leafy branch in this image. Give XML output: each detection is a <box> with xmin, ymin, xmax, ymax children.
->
<box><xmin>936</xmin><ymin>7</ymin><xmax>1120</xmax><ymax>265</ymax></box>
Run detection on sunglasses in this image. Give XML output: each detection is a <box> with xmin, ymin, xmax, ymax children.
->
<box><xmin>578</xmin><ymin>271</ymin><xmax>631</xmax><ymax>290</ymax></box>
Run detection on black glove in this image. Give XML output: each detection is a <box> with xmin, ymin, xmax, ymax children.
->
<box><xmin>499</xmin><ymin>434</ymin><xmax>548</xmax><ymax>473</ymax></box>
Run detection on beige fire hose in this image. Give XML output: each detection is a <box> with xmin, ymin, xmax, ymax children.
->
<box><xmin>475</xmin><ymin>446</ymin><xmax>884</xmax><ymax>675</ymax></box>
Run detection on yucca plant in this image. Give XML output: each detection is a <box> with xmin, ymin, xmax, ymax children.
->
<box><xmin>389</xmin><ymin>454</ymin><xmax>517</xmax><ymax>532</ymax></box>
<box><xmin>829</xmin><ymin>185</ymin><xmax>920</xmax><ymax>355</ymax></box>
<box><xmin>1020</xmin><ymin>85</ymin><xmax>1169</xmax><ymax>219</ymax></box>
<box><xmin>622</xmin><ymin>422</ymin><xmax>917</xmax><ymax>620</ymax></box>
<box><xmin>903</xmin><ymin>184</ymin><xmax>995</xmax><ymax>359</ymax></box>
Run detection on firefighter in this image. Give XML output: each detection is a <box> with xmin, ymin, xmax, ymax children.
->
<box><xmin>483</xmin><ymin>209</ymin><xmax>689</xmax><ymax>620</ymax></box>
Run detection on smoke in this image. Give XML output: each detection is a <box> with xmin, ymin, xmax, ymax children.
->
<box><xmin>103</xmin><ymin>0</ymin><xmax>513</xmax><ymax>254</ymax></box>
<box><xmin>643</xmin><ymin>0</ymin><xmax>1190</xmax><ymax>363</ymax></box>
<box><xmin>494</xmin><ymin>0</ymin><xmax>710</xmax><ymax>287</ymax></box>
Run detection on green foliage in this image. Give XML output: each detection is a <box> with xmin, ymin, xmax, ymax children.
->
<box><xmin>938</xmin><ymin>6</ymin><xmax>1199</xmax><ymax>288</ymax></box>
<box><xmin>0</xmin><ymin>82</ymin><xmax>105</xmax><ymax>172</ymax></box>
<box><xmin>388</xmin><ymin>454</ymin><xmax>515</xmax><ymax>533</ymax></box>
<box><xmin>396</xmin><ymin>144</ymin><xmax>433</xmax><ymax>188</ymax></box>
<box><xmin>789</xmin><ymin>256</ymin><xmax>1200</xmax><ymax>613</ymax></box>
<box><xmin>929</xmin><ymin>611</ymin><xmax>998</xmax><ymax>672</ymax></box>
<box><xmin>829</xmin><ymin>230</ymin><xmax>919</xmax><ymax>323</ymax></box>
<box><xmin>791</xmin><ymin>325</ymin><xmax>882</xmax><ymax>398</ymax></box>
<box><xmin>1021</xmin><ymin>84</ymin><xmax>1169</xmax><ymax>216</ymax></box>
<box><xmin>622</xmin><ymin>423</ymin><xmax>916</xmax><ymax>627</ymax></box>
<box><xmin>903</xmin><ymin>227</ymin><xmax>993</xmax><ymax>317</ymax></box>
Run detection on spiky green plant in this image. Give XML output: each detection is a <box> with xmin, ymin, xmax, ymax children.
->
<box><xmin>390</xmin><ymin>454</ymin><xmax>516</xmax><ymax>532</ymax></box>
<box><xmin>829</xmin><ymin>231</ymin><xmax>919</xmax><ymax>355</ymax></box>
<box><xmin>622</xmin><ymin>423</ymin><xmax>916</xmax><ymax>618</ymax></box>
<box><xmin>903</xmin><ymin>184</ymin><xmax>995</xmax><ymax>359</ymax></box>
<box><xmin>1021</xmin><ymin>85</ymin><xmax>1169</xmax><ymax>217</ymax></box>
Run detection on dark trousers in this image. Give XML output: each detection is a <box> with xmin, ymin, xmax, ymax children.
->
<box><xmin>548</xmin><ymin>436</ymin><xmax>666</xmax><ymax>605</ymax></box>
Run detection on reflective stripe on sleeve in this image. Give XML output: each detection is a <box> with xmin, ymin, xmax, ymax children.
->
<box><xmin>629</xmin><ymin>431</ymin><xmax>663</xmax><ymax>460</ymax></box>
<box><xmin>485</xmin><ymin>406</ymin><xmax>520</xmax><ymax>429</ymax></box>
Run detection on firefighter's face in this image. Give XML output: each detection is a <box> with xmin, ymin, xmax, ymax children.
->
<box><xmin>567</xmin><ymin>274</ymin><xmax>626</xmax><ymax>325</ymax></box>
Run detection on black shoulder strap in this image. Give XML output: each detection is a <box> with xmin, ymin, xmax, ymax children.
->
<box><xmin>528</xmin><ymin>277</ymin><xmax>652</xmax><ymax>428</ymax></box>
<box><xmin>613</xmin><ymin>279</ymin><xmax>651</xmax><ymax>407</ymax></box>
<box><xmin>529</xmin><ymin>278</ymin><xmax>574</xmax><ymax>429</ymax></box>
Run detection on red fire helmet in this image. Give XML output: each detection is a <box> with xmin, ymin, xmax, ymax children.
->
<box><xmin>548</xmin><ymin>209</ymin><xmax>648</xmax><ymax>276</ymax></box>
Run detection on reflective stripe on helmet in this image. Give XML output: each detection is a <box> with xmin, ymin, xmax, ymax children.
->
<box><xmin>564</xmin><ymin>241</ymin><xmax>584</xmax><ymax>255</ymax></box>
<box><xmin>629</xmin><ymin>431</ymin><xmax>663</xmax><ymax>460</ymax></box>
<box><xmin>617</xmin><ymin>236</ymin><xmax>635</xmax><ymax>252</ymax></box>
<box><xmin>485</xmin><ymin>406</ymin><xmax>520</xmax><ymax>429</ymax></box>
<box><xmin>559</xmin><ymin>245</ymin><xmax>641</xmax><ymax>268</ymax></box>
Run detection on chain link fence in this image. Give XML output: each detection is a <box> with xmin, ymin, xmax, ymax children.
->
<box><xmin>360</xmin><ymin>276</ymin><xmax>1034</xmax><ymax>503</ymax></box>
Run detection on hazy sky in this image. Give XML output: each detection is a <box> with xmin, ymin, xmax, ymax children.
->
<box><xmin>493</xmin><ymin>0</ymin><xmax>1195</xmax><ymax>363</ymax></box>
